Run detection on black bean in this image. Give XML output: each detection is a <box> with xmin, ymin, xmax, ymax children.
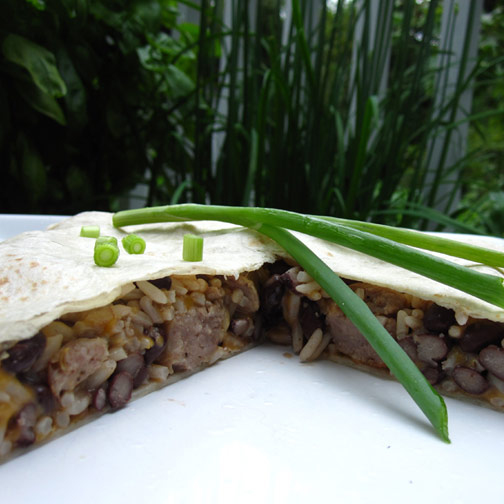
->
<box><xmin>423</xmin><ymin>304</ymin><xmax>456</xmax><ymax>334</ymax></box>
<box><xmin>398</xmin><ymin>337</ymin><xmax>418</xmax><ymax>362</ymax></box>
<box><xmin>459</xmin><ymin>322</ymin><xmax>504</xmax><ymax>353</ymax></box>
<box><xmin>422</xmin><ymin>366</ymin><xmax>444</xmax><ymax>386</ymax></box>
<box><xmin>108</xmin><ymin>371</ymin><xmax>133</xmax><ymax>408</ymax></box>
<box><xmin>261</xmin><ymin>274</ymin><xmax>285</xmax><ymax>326</ymax></box>
<box><xmin>416</xmin><ymin>334</ymin><xmax>448</xmax><ymax>365</ymax></box>
<box><xmin>452</xmin><ymin>366</ymin><xmax>489</xmax><ymax>395</ymax></box>
<box><xmin>2</xmin><ymin>333</ymin><xmax>45</xmax><ymax>374</ymax></box>
<box><xmin>34</xmin><ymin>384</ymin><xmax>57</xmax><ymax>414</ymax></box>
<box><xmin>116</xmin><ymin>353</ymin><xmax>147</xmax><ymax>389</ymax></box>
<box><xmin>479</xmin><ymin>345</ymin><xmax>504</xmax><ymax>381</ymax></box>
<box><xmin>133</xmin><ymin>366</ymin><xmax>149</xmax><ymax>389</ymax></box>
<box><xmin>279</xmin><ymin>267</ymin><xmax>300</xmax><ymax>292</ymax></box>
<box><xmin>18</xmin><ymin>370</ymin><xmax>42</xmax><ymax>385</ymax></box>
<box><xmin>116</xmin><ymin>353</ymin><xmax>145</xmax><ymax>379</ymax></box>
<box><xmin>148</xmin><ymin>277</ymin><xmax>172</xmax><ymax>290</ymax></box>
<box><xmin>299</xmin><ymin>299</ymin><xmax>324</xmax><ymax>339</ymax></box>
<box><xmin>17</xmin><ymin>371</ymin><xmax>56</xmax><ymax>413</ymax></box>
<box><xmin>144</xmin><ymin>325</ymin><xmax>167</xmax><ymax>366</ymax></box>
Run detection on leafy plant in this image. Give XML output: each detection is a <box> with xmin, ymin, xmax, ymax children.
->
<box><xmin>461</xmin><ymin>4</ymin><xmax>504</xmax><ymax>235</ymax></box>
<box><xmin>1</xmin><ymin>0</ymin><xmax>502</xmax><ymax>236</ymax></box>
<box><xmin>0</xmin><ymin>0</ymin><xmax>196</xmax><ymax>214</ymax></box>
<box><xmin>147</xmin><ymin>0</ymin><xmax>503</xmax><ymax>232</ymax></box>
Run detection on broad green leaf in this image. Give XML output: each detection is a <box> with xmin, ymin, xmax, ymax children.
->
<box><xmin>66</xmin><ymin>165</ymin><xmax>92</xmax><ymax>202</ymax></box>
<box><xmin>17</xmin><ymin>80</ymin><xmax>67</xmax><ymax>125</ymax></box>
<box><xmin>178</xmin><ymin>22</ymin><xmax>200</xmax><ymax>44</ymax></box>
<box><xmin>2</xmin><ymin>34</ymin><xmax>67</xmax><ymax>98</ymax></box>
<box><xmin>57</xmin><ymin>48</ymin><xmax>88</xmax><ymax>126</ymax></box>
<box><xmin>0</xmin><ymin>83</ymin><xmax>10</xmax><ymax>151</ymax></box>
<box><xmin>165</xmin><ymin>64</ymin><xmax>195</xmax><ymax>98</ymax></box>
<box><xmin>132</xmin><ymin>0</ymin><xmax>162</xmax><ymax>33</ymax></box>
<box><xmin>60</xmin><ymin>0</ymin><xmax>88</xmax><ymax>18</ymax></box>
<box><xmin>18</xmin><ymin>134</ymin><xmax>47</xmax><ymax>206</ymax></box>
<box><xmin>24</xmin><ymin>0</ymin><xmax>46</xmax><ymax>10</ymax></box>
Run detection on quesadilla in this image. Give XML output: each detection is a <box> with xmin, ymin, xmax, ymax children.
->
<box><xmin>0</xmin><ymin>211</ymin><xmax>503</xmax><ymax>460</ymax></box>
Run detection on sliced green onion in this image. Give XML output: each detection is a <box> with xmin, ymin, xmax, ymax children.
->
<box><xmin>94</xmin><ymin>236</ymin><xmax>119</xmax><ymax>267</ymax></box>
<box><xmin>122</xmin><ymin>234</ymin><xmax>146</xmax><ymax>254</ymax></box>
<box><xmin>80</xmin><ymin>225</ymin><xmax>100</xmax><ymax>238</ymax></box>
<box><xmin>183</xmin><ymin>234</ymin><xmax>203</xmax><ymax>261</ymax></box>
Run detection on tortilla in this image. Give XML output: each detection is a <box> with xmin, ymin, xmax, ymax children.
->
<box><xmin>0</xmin><ymin>211</ymin><xmax>503</xmax><ymax>460</ymax></box>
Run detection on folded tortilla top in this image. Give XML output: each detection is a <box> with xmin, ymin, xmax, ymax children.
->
<box><xmin>0</xmin><ymin>211</ymin><xmax>503</xmax><ymax>461</ymax></box>
<box><xmin>1</xmin><ymin>211</ymin><xmax>503</xmax><ymax>347</ymax></box>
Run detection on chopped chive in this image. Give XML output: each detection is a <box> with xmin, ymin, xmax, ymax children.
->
<box><xmin>94</xmin><ymin>236</ymin><xmax>119</xmax><ymax>267</ymax></box>
<box><xmin>80</xmin><ymin>225</ymin><xmax>100</xmax><ymax>238</ymax></box>
<box><xmin>182</xmin><ymin>234</ymin><xmax>204</xmax><ymax>262</ymax></box>
<box><xmin>122</xmin><ymin>234</ymin><xmax>146</xmax><ymax>254</ymax></box>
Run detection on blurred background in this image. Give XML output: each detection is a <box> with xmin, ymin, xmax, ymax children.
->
<box><xmin>1</xmin><ymin>0</ymin><xmax>502</xmax><ymax>235</ymax></box>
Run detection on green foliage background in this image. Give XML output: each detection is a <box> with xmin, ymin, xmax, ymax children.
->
<box><xmin>1</xmin><ymin>0</ymin><xmax>190</xmax><ymax>214</ymax></box>
<box><xmin>0</xmin><ymin>0</ymin><xmax>502</xmax><ymax>235</ymax></box>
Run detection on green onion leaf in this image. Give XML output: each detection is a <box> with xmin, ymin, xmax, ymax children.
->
<box><xmin>122</xmin><ymin>234</ymin><xmax>146</xmax><ymax>255</ymax></box>
<box><xmin>183</xmin><ymin>234</ymin><xmax>203</xmax><ymax>261</ymax></box>
<box><xmin>318</xmin><ymin>216</ymin><xmax>504</xmax><ymax>267</ymax></box>
<box><xmin>259</xmin><ymin>223</ymin><xmax>450</xmax><ymax>442</ymax></box>
<box><xmin>94</xmin><ymin>236</ymin><xmax>119</xmax><ymax>267</ymax></box>
<box><xmin>113</xmin><ymin>204</ymin><xmax>504</xmax><ymax>309</ymax></box>
<box><xmin>112</xmin><ymin>202</ymin><xmax>503</xmax><ymax>441</ymax></box>
<box><xmin>80</xmin><ymin>225</ymin><xmax>100</xmax><ymax>238</ymax></box>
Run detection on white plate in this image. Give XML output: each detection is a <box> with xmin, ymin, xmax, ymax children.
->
<box><xmin>0</xmin><ymin>214</ymin><xmax>68</xmax><ymax>241</ymax></box>
<box><xmin>0</xmin><ymin>215</ymin><xmax>502</xmax><ymax>504</ymax></box>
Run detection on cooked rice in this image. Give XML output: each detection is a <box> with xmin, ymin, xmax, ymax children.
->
<box><xmin>299</xmin><ymin>328</ymin><xmax>323</xmax><ymax>362</ymax></box>
<box><xmin>136</xmin><ymin>280</ymin><xmax>168</xmax><ymax>305</ymax></box>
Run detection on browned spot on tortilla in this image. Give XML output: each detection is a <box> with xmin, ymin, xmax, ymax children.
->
<box><xmin>0</xmin><ymin>277</ymin><xmax>8</xmax><ymax>286</ymax></box>
<box><xmin>15</xmin><ymin>257</ymin><xmax>22</xmax><ymax>262</ymax></box>
<box><xmin>326</xmin><ymin>251</ymin><xmax>334</xmax><ymax>257</ymax></box>
<box><xmin>1</xmin><ymin>296</ymin><xmax>8</xmax><ymax>302</ymax></box>
<box><xmin>30</xmin><ymin>261</ymin><xmax>39</xmax><ymax>268</ymax></box>
<box><xmin>248</xmin><ymin>239</ymin><xmax>263</xmax><ymax>248</ymax></box>
<box><xmin>41</xmin><ymin>280</ymin><xmax>48</xmax><ymax>285</ymax></box>
<box><xmin>20</xmin><ymin>297</ymin><xmax>28</xmax><ymax>302</ymax></box>
<box><xmin>31</xmin><ymin>282</ymin><xmax>38</xmax><ymax>289</ymax></box>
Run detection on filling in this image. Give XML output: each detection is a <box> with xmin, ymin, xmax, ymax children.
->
<box><xmin>1</xmin><ymin>261</ymin><xmax>504</xmax><ymax>458</ymax></box>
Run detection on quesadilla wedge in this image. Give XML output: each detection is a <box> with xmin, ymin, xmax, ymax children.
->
<box><xmin>0</xmin><ymin>211</ymin><xmax>503</xmax><ymax>461</ymax></box>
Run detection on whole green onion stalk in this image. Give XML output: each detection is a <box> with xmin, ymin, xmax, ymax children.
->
<box><xmin>114</xmin><ymin>204</ymin><xmax>503</xmax><ymax>308</ymax></box>
<box><xmin>113</xmin><ymin>204</ymin><xmax>503</xmax><ymax>441</ymax></box>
